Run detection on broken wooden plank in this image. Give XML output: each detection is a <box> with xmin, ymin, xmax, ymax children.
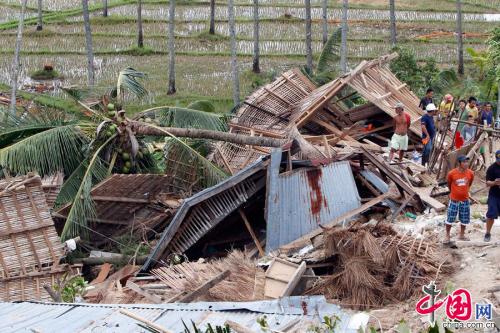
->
<box><xmin>413</xmin><ymin>187</ymin><xmax>446</xmax><ymax>212</ymax></box>
<box><xmin>91</xmin><ymin>263</ymin><xmax>112</xmax><ymax>285</ymax></box>
<box><xmin>177</xmin><ymin>270</ymin><xmax>231</xmax><ymax>303</ymax></box>
<box><xmin>126</xmin><ymin>280</ymin><xmax>162</xmax><ymax>304</ymax></box>
<box><xmin>239</xmin><ymin>209</ymin><xmax>265</xmax><ymax>257</ymax></box>
<box><xmin>119</xmin><ymin>309</ymin><xmax>173</xmax><ymax>333</ymax></box>
<box><xmin>281</xmin><ymin>261</ymin><xmax>307</xmax><ymax>297</ymax></box>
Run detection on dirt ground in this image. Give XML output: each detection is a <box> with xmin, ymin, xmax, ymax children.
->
<box><xmin>367</xmin><ymin>202</ymin><xmax>500</xmax><ymax>333</ymax></box>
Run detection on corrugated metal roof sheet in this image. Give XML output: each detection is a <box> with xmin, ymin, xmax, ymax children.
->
<box><xmin>0</xmin><ymin>296</ymin><xmax>360</xmax><ymax>333</ymax></box>
<box><xmin>266</xmin><ymin>149</ymin><xmax>361</xmax><ymax>252</ymax></box>
<box><xmin>142</xmin><ymin>157</ymin><xmax>269</xmax><ymax>272</ymax></box>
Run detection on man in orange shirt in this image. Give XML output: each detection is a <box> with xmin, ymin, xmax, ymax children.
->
<box><xmin>445</xmin><ymin>155</ymin><xmax>474</xmax><ymax>243</ymax></box>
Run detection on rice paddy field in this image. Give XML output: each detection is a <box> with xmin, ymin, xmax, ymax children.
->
<box><xmin>0</xmin><ymin>0</ymin><xmax>498</xmax><ymax>110</ymax></box>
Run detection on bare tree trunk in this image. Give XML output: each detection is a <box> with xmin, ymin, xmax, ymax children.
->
<box><xmin>10</xmin><ymin>0</ymin><xmax>27</xmax><ymax>115</ymax></box>
<box><xmin>456</xmin><ymin>0</ymin><xmax>464</xmax><ymax>75</ymax></box>
<box><xmin>131</xmin><ymin>122</ymin><xmax>287</xmax><ymax>147</ymax></box>
<box><xmin>340</xmin><ymin>0</ymin><xmax>348</xmax><ymax>73</ymax></box>
<box><xmin>228</xmin><ymin>0</ymin><xmax>240</xmax><ymax>105</ymax></box>
<box><xmin>321</xmin><ymin>0</ymin><xmax>328</xmax><ymax>45</ymax></box>
<box><xmin>137</xmin><ymin>0</ymin><xmax>144</xmax><ymax>48</ymax></box>
<box><xmin>82</xmin><ymin>0</ymin><xmax>95</xmax><ymax>86</ymax></box>
<box><xmin>252</xmin><ymin>0</ymin><xmax>260</xmax><ymax>73</ymax></box>
<box><xmin>36</xmin><ymin>0</ymin><xmax>43</xmax><ymax>31</ymax></box>
<box><xmin>305</xmin><ymin>0</ymin><xmax>313</xmax><ymax>73</ymax></box>
<box><xmin>209</xmin><ymin>0</ymin><xmax>215</xmax><ymax>34</ymax></box>
<box><xmin>167</xmin><ymin>0</ymin><xmax>176</xmax><ymax>94</ymax></box>
<box><xmin>103</xmin><ymin>0</ymin><xmax>108</xmax><ymax>17</ymax></box>
<box><xmin>389</xmin><ymin>0</ymin><xmax>396</xmax><ymax>46</ymax></box>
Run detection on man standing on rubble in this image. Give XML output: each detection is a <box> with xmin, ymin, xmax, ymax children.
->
<box><xmin>484</xmin><ymin>150</ymin><xmax>500</xmax><ymax>242</ymax></box>
<box><xmin>419</xmin><ymin>88</ymin><xmax>434</xmax><ymax>110</ymax></box>
<box><xmin>388</xmin><ymin>102</ymin><xmax>410</xmax><ymax>163</ymax></box>
<box><xmin>421</xmin><ymin>103</ymin><xmax>437</xmax><ymax>167</ymax></box>
<box><xmin>445</xmin><ymin>155</ymin><xmax>474</xmax><ymax>243</ymax></box>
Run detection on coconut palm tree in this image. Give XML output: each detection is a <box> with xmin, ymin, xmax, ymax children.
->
<box><xmin>389</xmin><ymin>0</ymin><xmax>396</xmax><ymax>46</ymax></box>
<box><xmin>168</xmin><ymin>0</ymin><xmax>176</xmax><ymax>94</ymax></box>
<box><xmin>0</xmin><ymin>67</ymin><xmax>287</xmax><ymax>241</ymax></box>
<box><xmin>321</xmin><ymin>0</ymin><xmax>328</xmax><ymax>45</ymax></box>
<box><xmin>252</xmin><ymin>0</ymin><xmax>260</xmax><ymax>73</ymax></box>
<box><xmin>10</xmin><ymin>0</ymin><xmax>27</xmax><ymax>115</ymax></box>
<box><xmin>456</xmin><ymin>0</ymin><xmax>464</xmax><ymax>75</ymax></box>
<box><xmin>228</xmin><ymin>0</ymin><xmax>240</xmax><ymax>105</ymax></box>
<box><xmin>305</xmin><ymin>0</ymin><xmax>313</xmax><ymax>73</ymax></box>
<box><xmin>340</xmin><ymin>0</ymin><xmax>348</xmax><ymax>73</ymax></box>
<box><xmin>138</xmin><ymin>0</ymin><xmax>144</xmax><ymax>48</ymax></box>
<box><xmin>103</xmin><ymin>0</ymin><xmax>108</xmax><ymax>17</ymax></box>
<box><xmin>82</xmin><ymin>0</ymin><xmax>95</xmax><ymax>86</ymax></box>
<box><xmin>209</xmin><ymin>0</ymin><xmax>215</xmax><ymax>34</ymax></box>
<box><xmin>36</xmin><ymin>0</ymin><xmax>43</xmax><ymax>31</ymax></box>
<box><xmin>303</xmin><ymin>28</ymin><xmax>341</xmax><ymax>85</ymax></box>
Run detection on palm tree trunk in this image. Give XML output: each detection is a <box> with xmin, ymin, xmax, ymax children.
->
<box><xmin>456</xmin><ymin>0</ymin><xmax>464</xmax><ymax>75</ymax></box>
<box><xmin>137</xmin><ymin>0</ymin><xmax>144</xmax><ymax>48</ymax></box>
<box><xmin>10</xmin><ymin>0</ymin><xmax>27</xmax><ymax>115</ymax></box>
<box><xmin>36</xmin><ymin>0</ymin><xmax>43</xmax><ymax>31</ymax></box>
<box><xmin>82</xmin><ymin>0</ymin><xmax>95</xmax><ymax>86</ymax></box>
<box><xmin>209</xmin><ymin>0</ymin><xmax>215</xmax><ymax>34</ymax></box>
<box><xmin>167</xmin><ymin>0</ymin><xmax>176</xmax><ymax>94</ymax></box>
<box><xmin>321</xmin><ymin>0</ymin><xmax>328</xmax><ymax>45</ymax></box>
<box><xmin>340</xmin><ymin>0</ymin><xmax>348</xmax><ymax>73</ymax></box>
<box><xmin>305</xmin><ymin>0</ymin><xmax>313</xmax><ymax>73</ymax></box>
<box><xmin>131</xmin><ymin>122</ymin><xmax>286</xmax><ymax>147</ymax></box>
<box><xmin>228</xmin><ymin>0</ymin><xmax>240</xmax><ymax>105</ymax></box>
<box><xmin>103</xmin><ymin>0</ymin><xmax>108</xmax><ymax>17</ymax></box>
<box><xmin>252</xmin><ymin>0</ymin><xmax>260</xmax><ymax>73</ymax></box>
<box><xmin>389</xmin><ymin>0</ymin><xmax>396</xmax><ymax>46</ymax></box>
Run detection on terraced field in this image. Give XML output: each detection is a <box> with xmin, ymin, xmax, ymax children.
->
<box><xmin>0</xmin><ymin>0</ymin><xmax>498</xmax><ymax>109</ymax></box>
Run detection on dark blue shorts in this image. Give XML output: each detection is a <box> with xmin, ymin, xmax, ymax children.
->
<box><xmin>486</xmin><ymin>195</ymin><xmax>500</xmax><ymax>219</ymax></box>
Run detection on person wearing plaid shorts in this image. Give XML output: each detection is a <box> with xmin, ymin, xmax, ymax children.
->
<box><xmin>445</xmin><ymin>155</ymin><xmax>474</xmax><ymax>243</ymax></box>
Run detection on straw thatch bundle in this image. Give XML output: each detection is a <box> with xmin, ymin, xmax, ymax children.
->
<box><xmin>308</xmin><ymin>223</ymin><xmax>452</xmax><ymax>310</ymax></box>
<box><xmin>152</xmin><ymin>250</ymin><xmax>262</xmax><ymax>302</ymax></box>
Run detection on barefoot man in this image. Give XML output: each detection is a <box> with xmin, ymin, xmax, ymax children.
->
<box><xmin>445</xmin><ymin>155</ymin><xmax>474</xmax><ymax>243</ymax></box>
<box><xmin>388</xmin><ymin>102</ymin><xmax>410</xmax><ymax>163</ymax></box>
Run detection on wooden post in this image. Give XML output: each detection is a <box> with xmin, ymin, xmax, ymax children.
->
<box><xmin>177</xmin><ymin>270</ymin><xmax>231</xmax><ymax>302</ymax></box>
<box><xmin>239</xmin><ymin>209</ymin><xmax>265</xmax><ymax>257</ymax></box>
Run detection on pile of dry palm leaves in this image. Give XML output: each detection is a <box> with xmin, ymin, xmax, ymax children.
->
<box><xmin>152</xmin><ymin>250</ymin><xmax>263</xmax><ymax>302</ymax></box>
<box><xmin>307</xmin><ymin>223</ymin><xmax>452</xmax><ymax>310</ymax></box>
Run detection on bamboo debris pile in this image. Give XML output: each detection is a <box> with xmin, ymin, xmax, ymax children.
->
<box><xmin>151</xmin><ymin>250</ymin><xmax>263</xmax><ymax>302</ymax></box>
<box><xmin>307</xmin><ymin>223</ymin><xmax>452</xmax><ymax>310</ymax></box>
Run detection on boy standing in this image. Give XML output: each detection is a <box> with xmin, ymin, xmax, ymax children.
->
<box><xmin>388</xmin><ymin>102</ymin><xmax>410</xmax><ymax>163</ymax></box>
<box><xmin>445</xmin><ymin>155</ymin><xmax>474</xmax><ymax>243</ymax></box>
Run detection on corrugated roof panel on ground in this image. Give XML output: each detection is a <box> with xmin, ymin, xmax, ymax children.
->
<box><xmin>0</xmin><ymin>296</ymin><xmax>358</xmax><ymax>333</ymax></box>
<box><xmin>266</xmin><ymin>149</ymin><xmax>361</xmax><ymax>252</ymax></box>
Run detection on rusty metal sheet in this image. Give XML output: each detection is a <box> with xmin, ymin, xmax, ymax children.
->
<box><xmin>266</xmin><ymin>149</ymin><xmax>361</xmax><ymax>252</ymax></box>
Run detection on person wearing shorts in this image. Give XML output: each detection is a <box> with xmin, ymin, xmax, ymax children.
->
<box><xmin>484</xmin><ymin>150</ymin><xmax>500</xmax><ymax>242</ymax></box>
<box><xmin>388</xmin><ymin>102</ymin><xmax>410</xmax><ymax>163</ymax></box>
<box><xmin>445</xmin><ymin>155</ymin><xmax>474</xmax><ymax>243</ymax></box>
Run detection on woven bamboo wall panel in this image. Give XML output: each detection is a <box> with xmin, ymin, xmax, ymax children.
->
<box><xmin>0</xmin><ymin>176</ymin><xmax>63</xmax><ymax>280</ymax></box>
<box><xmin>0</xmin><ymin>270</ymin><xmax>67</xmax><ymax>302</ymax></box>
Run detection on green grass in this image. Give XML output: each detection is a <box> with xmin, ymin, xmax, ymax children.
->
<box><xmin>122</xmin><ymin>45</ymin><xmax>156</xmax><ymax>56</ymax></box>
<box><xmin>30</xmin><ymin>68</ymin><xmax>61</xmax><ymax>80</ymax></box>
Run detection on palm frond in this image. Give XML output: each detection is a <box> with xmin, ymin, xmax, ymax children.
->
<box><xmin>317</xmin><ymin>28</ymin><xmax>342</xmax><ymax>74</ymax></box>
<box><xmin>0</xmin><ymin>125</ymin><xmax>88</xmax><ymax>177</ymax></box>
<box><xmin>431</xmin><ymin>69</ymin><xmax>458</xmax><ymax>94</ymax></box>
<box><xmin>60</xmin><ymin>137</ymin><xmax>113</xmax><ymax>241</ymax></box>
<box><xmin>157</xmin><ymin>107</ymin><xmax>229</xmax><ymax>132</ymax></box>
<box><xmin>117</xmin><ymin>67</ymin><xmax>148</xmax><ymax>100</ymax></box>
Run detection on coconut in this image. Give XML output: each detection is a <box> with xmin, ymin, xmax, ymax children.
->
<box><xmin>122</xmin><ymin>152</ymin><xmax>130</xmax><ymax>161</ymax></box>
<box><xmin>124</xmin><ymin>161</ymin><xmax>131</xmax><ymax>168</ymax></box>
<box><xmin>107</xmin><ymin>103</ymin><xmax>115</xmax><ymax>111</ymax></box>
<box><xmin>122</xmin><ymin>166</ymin><xmax>130</xmax><ymax>173</ymax></box>
<box><xmin>117</xmin><ymin>148</ymin><xmax>123</xmax><ymax>154</ymax></box>
<box><xmin>108</xmin><ymin>111</ymin><xmax>115</xmax><ymax>118</ymax></box>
